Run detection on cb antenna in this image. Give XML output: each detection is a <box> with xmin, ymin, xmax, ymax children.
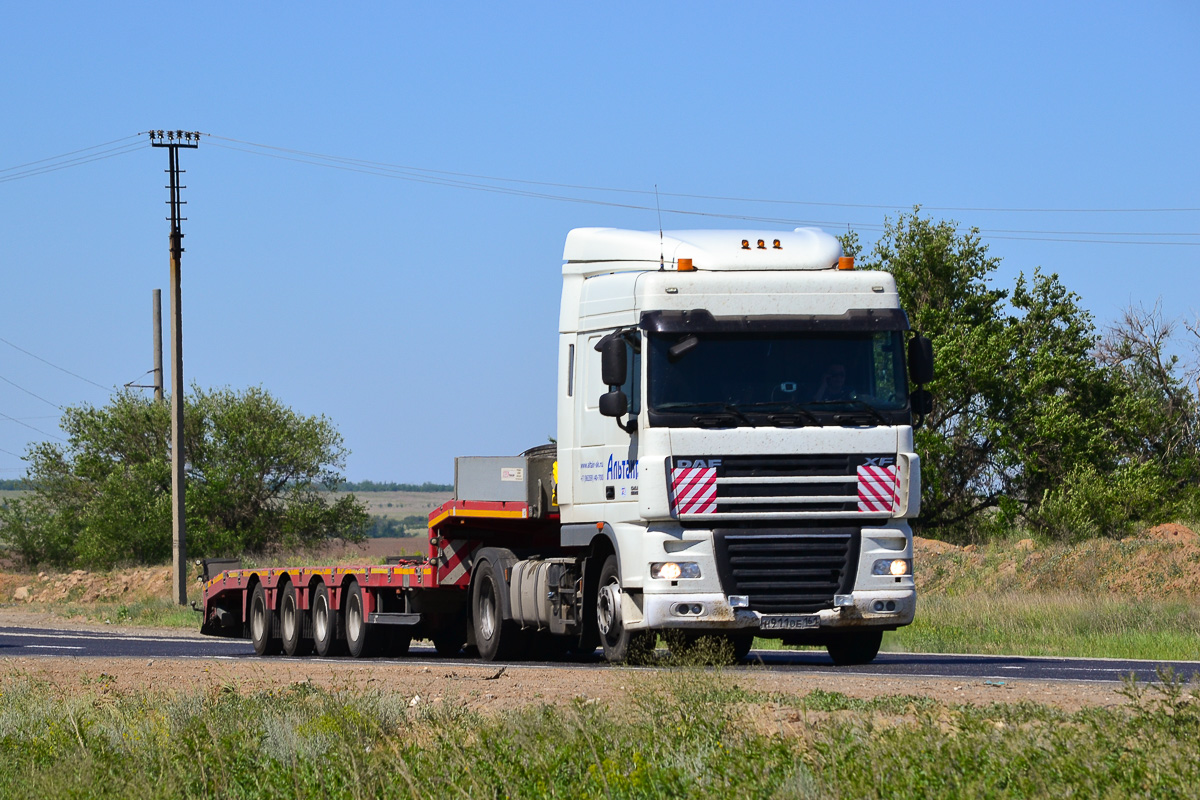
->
<box><xmin>656</xmin><ymin>184</ymin><xmax>665</xmax><ymax>271</ymax></box>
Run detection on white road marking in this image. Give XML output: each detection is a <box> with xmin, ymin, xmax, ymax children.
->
<box><xmin>0</xmin><ymin>629</ymin><xmax>234</xmax><ymax>645</ymax></box>
<box><xmin>24</xmin><ymin>644</ymin><xmax>85</xmax><ymax>650</ymax></box>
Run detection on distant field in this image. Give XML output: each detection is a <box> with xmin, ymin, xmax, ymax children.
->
<box><xmin>348</xmin><ymin>490</ymin><xmax>452</xmax><ymax>521</ymax></box>
<box><xmin>0</xmin><ymin>489</ymin><xmax>26</xmax><ymax>503</ymax></box>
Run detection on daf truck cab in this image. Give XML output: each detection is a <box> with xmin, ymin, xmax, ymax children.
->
<box><xmin>553</xmin><ymin>227</ymin><xmax>932</xmax><ymax>664</ymax></box>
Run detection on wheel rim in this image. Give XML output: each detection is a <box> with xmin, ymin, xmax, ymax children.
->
<box><xmin>281</xmin><ymin>595</ymin><xmax>296</xmax><ymax>640</ymax></box>
<box><xmin>479</xmin><ymin>578</ymin><xmax>497</xmax><ymax>642</ymax></box>
<box><xmin>314</xmin><ymin>593</ymin><xmax>328</xmax><ymax>641</ymax></box>
<box><xmin>347</xmin><ymin>593</ymin><xmax>363</xmax><ymax>642</ymax></box>
<box><xmin>597</xmin><ymin>580</ymin><xmax>621</xmax><ymax>639</ymax></box>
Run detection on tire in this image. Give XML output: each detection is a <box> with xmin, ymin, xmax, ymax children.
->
<box><xmin>249</xmin><ymin>583</ymin><xmax>281</xmax><ymax>656</ymax></box>
<box><xmin>728</xmin><ymin>633</ymin><xmax>754</xmax><ymax>662</ymax></box>
<box><xmin>472</xmin><ymin>560</ymin><xmax>521</xmax><ymax>662</ymax></box>
<box><xmin>595</xmin><ymin>555</ymin><xmax>653</xmax><ymax>663</ymax></box>
<box><xmin>280</xmin><ymin>582</ymin><xmax>312</xmax><ymax>657</ymax></box>
<box><xmin>312</xmin><ymin>582</ymin><xmax>341</xmax><ymax>657</ymax></box>
<box><xmin>344</xmin><ymin>581</ymin><xmax>372</xmax><ymax>658</ymax></box>
<box><xmin>825</xmin><ymin>631</ymin><xmax>883</xmax><ymax>666</ymax></box>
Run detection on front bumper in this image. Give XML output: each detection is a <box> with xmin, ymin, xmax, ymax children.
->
<box><xmin>628</xmin><ymin>587</ymin><xmax>916</xmax><ymax>631</ymax></box>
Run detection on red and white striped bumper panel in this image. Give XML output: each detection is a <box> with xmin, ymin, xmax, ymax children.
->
<box><xmin>671</xmin><ymin>467</ymin><xmax>717</xmax><ymax>515</ymax></box>
<box><xmin>857</xmin><ymin>465</ymin><xmax>898</xmax><ymax>512</ymax></box>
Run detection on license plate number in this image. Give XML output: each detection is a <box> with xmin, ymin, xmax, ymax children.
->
<box><xmin>759</xmin><ymin>614</ymin><xmax>820</xmax><ymax>631</ymax></box>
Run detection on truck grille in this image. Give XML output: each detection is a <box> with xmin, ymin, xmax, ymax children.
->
<box><xmin>671</xmin><ymin>454</ymin><xmax>898</xmax><ymax>521</ymax></box>
<box><xmin>714</xmin><ymin>527</ymin><xmax>860</xmax><ymax>613</ymax></box>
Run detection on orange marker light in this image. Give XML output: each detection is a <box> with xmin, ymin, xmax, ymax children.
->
<box><xmin>741</xmin><ymin>239</ymin><xmax>750</xmax><ymax>250</ymax></box>
<box><xmin>677</xmin><ymin>258</ymin><xmax>695</xmax><ymax>271</ymax></box>
<box><xmin>773</xmin><ymin>239</ymin><xmax>782</xmax><ymax>249</ymax></box>
<box><xmin>837</xmin><ymin>256</ymin><xmax>855</xmax><ymax>270</ymax></box>
<box><xmin>757</xmin><ymin>239</ymin><xmax>766</xmax><ymax>249</ymax></box>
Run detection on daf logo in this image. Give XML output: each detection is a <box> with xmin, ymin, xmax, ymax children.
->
<box><xmin>863</xmin><ymin>457</ymin><xmax>895</xmax><ymax>466</ymax></box>
<box><xmin>677</xmin><ymin>458</ymin><xmax>722</xmax><ymax>469</ymax></box>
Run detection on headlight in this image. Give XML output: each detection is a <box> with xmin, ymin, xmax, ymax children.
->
<box><xmin>872</xmin><ymin>558</ymin><xmax>911</xmax><ymax>577</ymax></box>
<box><xmin>650</xmin><ymin>562</ymin><xmax>701</xmax><ymax>580</ymax></box>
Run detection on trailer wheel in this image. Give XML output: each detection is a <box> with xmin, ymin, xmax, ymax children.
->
<box><xmin>595</xmin><ymin>555</ymin><xmax>653</xmax><ymax>663</ymax></box>
<box><xmin>280</xmin><ymin>582</ymin><xmax>312</xmax><ymax>657</ymax></box>
<box><xmin>312</xmin><ymin>582</ymin><xmax>341</xmax><ymax>657</ymax></box>
<box><xmin>344</xmin><ymin>581</ymin><xmax>372</xmax><ymax>658</ymax></box>
<box><xmin>249</xmin><ymin>583</ymin><xmax>280</xmax><ymax>656</ymax></box>
<box><xmin>472</xmin><ymin>560</ymin><xmax>520</xmax><ymax>662</ymax></box>
<box><xmin>825</xmin><ymin>631</ymin><xmax>882</xmax><ymax>666</ymax></box>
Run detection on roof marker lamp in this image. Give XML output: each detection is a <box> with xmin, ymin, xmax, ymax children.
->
<box><xmin>677</xmin><ymin>257</ymin><xmax>694</xmax><ymax>272</ymax></box>
<box><xmin>741</xmin><ymin>239</ymin><xmax>751</xmax><ymax>250</ymax></box>
<box><xmin>837</xmin><ymin>256</ymin><xmax>855</xmax><ymax>270</ymax></box>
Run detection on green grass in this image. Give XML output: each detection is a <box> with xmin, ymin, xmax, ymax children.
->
<box><xmin>882</xmin><ymin>591</ymin><xmax>1200</xmax><ymax>661</ymax></box>
<box><xmin>53</xmin><ymin>597</ymin><xmax>200</xmax><ymax>629</ymax></box>
<box><xmin>0</xmin><ymin>669</ymin><xmax>1196</xmax><ymax>799</ymax></box>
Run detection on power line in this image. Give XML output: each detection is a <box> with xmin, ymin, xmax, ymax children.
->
<box><xmin>0</xmin><ymin>135</ymin><xmax>141</xmax><ymax>174</ymax></box>
<box><xmin>204</xmin><ymin>135</ymin><xmax>1200</xmax><ymax>246</ymax></box>
<box><xmin>0</xmin><ymin>336</ymin><xmax>109</xmax><ymax>391</ymax></box>
<box><xmin>0</xmin><ymin>411</ymin><xmax>64</xmax><ymax>442</ymax></box>
<box><xmin>207</xmin><ymin>134</ymin><xmax>1200</xmax><ymax>215</ymax></box>
<box><xmin>0</xmin><ymin>140</ymin><xmax>144</xmax><ymax>184</ymax></box>
<box><xmin>0</xmin><ymin>374</ymin><xmax>61</xmax><ymax>409</ymax></box>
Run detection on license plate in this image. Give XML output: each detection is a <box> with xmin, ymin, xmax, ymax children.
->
<box><xmin>759</xmin><ymin>614</ymin><xmax>820</xmax><ymax>631</ymax></box>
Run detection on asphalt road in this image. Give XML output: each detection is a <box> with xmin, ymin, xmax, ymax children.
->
<box><xmin>2</xmin><ymin>625</ymin><xmax>1197</xmax><ymax>684</ymax></box>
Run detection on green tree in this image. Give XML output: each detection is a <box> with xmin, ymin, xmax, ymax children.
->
<box><xmin>0</xmin><ymin>387</ymin><xmax>367</xmax><ymax>568</ymax></box>
<box><xmin>861</xmin><ymin>210</ymin><xmax>1135</xmax><ymax>539</ymax></box>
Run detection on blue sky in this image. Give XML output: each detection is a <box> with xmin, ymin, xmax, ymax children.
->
<box><xmin>1</xmin><ymin>2</ymin><xmax>1197</xmax><ymax>482</ymax></box>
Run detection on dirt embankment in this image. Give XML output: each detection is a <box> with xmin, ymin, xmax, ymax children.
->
<box><xmin>913</xmin><ymin>524</ymin><xmax>1200</xmax><ymax>598</ymax></box>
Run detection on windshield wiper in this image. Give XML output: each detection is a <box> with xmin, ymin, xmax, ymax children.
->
<box><xmin>738</xmin><ymin>401</ymin><xmax>823</xmax><ymax>427</ymax></box>
<box><xmin>803</xmin><ymin>398</ymin><xmax>890</xmax><ymax>426</ymax></box>
<box><xmin>654</xmin><ymin>401</ymin><xmax>757</xmax><ymax>427</ymax></box>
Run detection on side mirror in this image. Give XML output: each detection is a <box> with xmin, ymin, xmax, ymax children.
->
<box><xmin>598</xmin><ymin>336</ymin><xmax>627</xmax><ymax>386</ymax></box>
<box><xmin>908</xmin><ymin>335</ymin><xmax>934</xmax><ymax>386</ymax></box>
<box><xmin>599</xmin><ymin>390</ymin><xmax>628</xmax><ymax>419</ymax></box>
<box><xmin>910</xmin><ymin>388</ymin><xmax>933</xmax><ymax>417</ymax></box>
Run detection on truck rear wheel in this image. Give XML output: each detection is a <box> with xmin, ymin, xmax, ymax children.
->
<box><xmin>825</xmin><ymin>631</ymin><xmax>883</xmax><ymax>665</ymax></box>
<box><xmin>249</xmin><ymin>583</ymin><xmax>280</xmax><ymax>656</ymax></box>
<box><xmin>312</xmin><ymin>582</ymin><xmax>341</xmax><ymax>657</ymax></box>
<box><xmin>596</xmin><ymin>555</ymin><xmax>653</xmax><ymax>663</ymax></box>
<box><xmin>473</xmin><ymin>560</ymin><xmax>521</xmax><ymax>661</ymax></box>
<box><xmin>280</xmin><ymin>582</ymin><xmax>312</xmax><ymax>657</ymax></box>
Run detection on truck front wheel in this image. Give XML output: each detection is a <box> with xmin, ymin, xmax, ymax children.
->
<box><xmin>596</xmin><ymin>555</ymin><xmax>652</xmax><ymax>663</ymax></box>
<box><xmin>825</xmin><ymin>631</ymin><xmax>883</xmax><ymax>666</ymax></box>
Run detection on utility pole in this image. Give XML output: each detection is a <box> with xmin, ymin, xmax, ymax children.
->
<box><xmin>152</xmin><ymin>289</ymin><xmax>163</xmax><ymax>403</ymax></box>
<box><xmin>150</xmin><ymin>130</ymin><xmax>200</xmax><ymax>606</ymax></box>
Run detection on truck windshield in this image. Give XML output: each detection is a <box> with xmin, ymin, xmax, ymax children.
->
<box><xmin>646</xmin><ymin>330</ymin><xmax>910</xmax><ymax>427</ymax></box>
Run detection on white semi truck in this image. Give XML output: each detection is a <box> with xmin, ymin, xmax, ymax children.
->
<box><xmin>200</xmin><ymin>227</ymin><xmax>933</xmax><ymax>665</ymax></box>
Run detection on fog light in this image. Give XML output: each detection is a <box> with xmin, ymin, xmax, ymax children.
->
<box><xmin>691</xmin><ymin>604</ymin><xmax>703</xmax><ymax>615</ymax></box>
<box><xmin>833</xmin><ymin>594</ymin><xmax>854</xmax><ymax>607</ymax></box>
<box><xmin>873</xmin><ymin>559</ymin><xmax>910</xmax><ymax>576</ymax></box>
<box><xmin>651</xmin><ymin>562</ymin><xmax>701</xmax><ymax>580</ymax></box>
<box><xmin>728</xmin><ymin>595</ymin><xmax>750</xmax><ymax>608</ymax></box>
